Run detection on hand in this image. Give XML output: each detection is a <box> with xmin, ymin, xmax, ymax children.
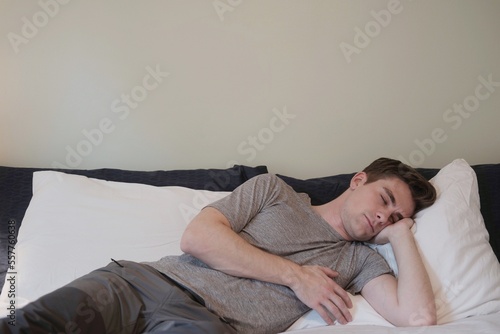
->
<box><xmin>371</xmin><ymin>218</ymin><xmax>414</xmax><ymax>245</ymax></box>
<box><xmin>289</xmin><ymin>265</ymin><xmax>353</xmax><ymax>325</ymax></box>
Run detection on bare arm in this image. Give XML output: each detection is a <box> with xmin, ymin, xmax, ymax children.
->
<box><xmin>180</xmin><ymin>206</ymin><xmax>353</xmax><ymax>324</ymax></box>
<box><xmin>361</xmin><ymin>218</ymin><xmax>437</xmax><ymax>326</ymax></box>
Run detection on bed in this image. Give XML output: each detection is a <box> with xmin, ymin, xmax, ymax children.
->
<box><xmin>0</xmin><ymin>159</ymin><xmax>499</xmax><ymax>333</ymax></box>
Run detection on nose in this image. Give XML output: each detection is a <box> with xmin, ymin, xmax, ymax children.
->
<box><xmin>375</xmin><ymin>209</ymin><xmax>391</xmax><ymax>226</ymax></box>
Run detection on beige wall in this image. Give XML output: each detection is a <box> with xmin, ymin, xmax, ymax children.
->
<box><xmin>1</xmin><ymin>0</ymin><xmax>499</xmax><ymax>178</ymax></box>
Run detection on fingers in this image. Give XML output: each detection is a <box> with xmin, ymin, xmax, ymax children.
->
<box><xmin>334</xmin><ymin>283</ymin><xmax>353</xmax><ymax>309</ymax></box>
<box><xmin>319</xmin><ymin>267</ymin><xmax>353</xmax><ymax>309</ymax></box>
<box><xmin>315</xmin><ymin>305</ymin><xmax>335</xmax><ymax>325</ymax></box>
<box><xmin>320</xmin><ymin>266</ymin><xmax>339</xmax><ymax>279</ymax></box>
<box><xmin>329</xmin><ymin>297</ymin><xmax>352</xmax><ymax>325</ymax></box>
<box><xmin>400</xmin><ymin>217</ymin><xmax>415</xmax><ymax>229</ymax></box>
<box><xmin>315</xmin><ymin>267</ymin><xmax>353</xmax><ymax>324</ymax></box>
<box><xmin>329</xmin><ymin>286</ymin><xmax>353</xmax><ymax>324</ymax></box>
<box><xmin>293</xmin><ymin>266</ymin><xmax>353</xmax><ymax>325</ymax></box>
<box><xmin>314</xmin><ymin>291</ymin><xmax>353</xmax><ymax>325</ymax></box>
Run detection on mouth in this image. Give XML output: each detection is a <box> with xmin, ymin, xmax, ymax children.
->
<box><xmin>365</xmin><ymin>215</ymin><xmax>374</xmax><ymax>233</ymax></box>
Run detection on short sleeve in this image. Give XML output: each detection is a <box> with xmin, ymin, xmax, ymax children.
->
<box><xmin>206</xmin><ymin>174</ymin><xmax>283</xmax><ymax>232</ymax></box>
<box><xmin>347</xmin><ymin>246</ymin><xmax>394</xmax><ymax>294</ymax></box>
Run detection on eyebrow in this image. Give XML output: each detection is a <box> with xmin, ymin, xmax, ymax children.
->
<box><xmin>383</xmin><ymin>187</ymin><xmax>396</xmax><ymax>204</ymax></box>
<box><xmin>383</xmin><ymin>187</ymin><xmax>404</xmax><ymax>220</ymax></box>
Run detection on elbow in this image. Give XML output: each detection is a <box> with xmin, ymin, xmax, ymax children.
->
<box><xmin>420</xmin><ymin>301</ymin><xmax>437</xmax><ymax>326</ymax></box>
<box><xmin>181</xmin><ymin>207</ymin><xmax>230</xmax><ymax>256</ymax></box>
<box><xmin>180</xmin><ymin>226</ymin><xmax>203</xmax><ymax>255</ymax></box>
<box><xmin>412</xmin><ymin>315</ymin><xmax>437</xmax><ymax>327</ymax></box>
<box><xmin>419</xmin><ymin>317</ymin><xmax>437</xmax><ymax>327</ymax></box>
<box><xmin>180</xmin><ymin>220</ymin><xmax>216</xmax><ymax>258</ymax></box>
<box><xmin>180</xmin><ymin>208</ymin><xmax>231</xmax><ymax>260</ymax></box>
<box><xmin>424</xmin><ymin>312</ymin><xmax>437</xmax><ymax>326</ymax></box>
<box><xmin>407</xmin><ymin>308</ymin><xmax>437</xmax><ymax>327</ymax></box>
<box><xmin>179</xmin><ymin>232</ymin><xmax>190</xmax><ymax>254</ymax></box>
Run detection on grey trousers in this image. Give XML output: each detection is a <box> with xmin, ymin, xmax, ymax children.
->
<box><xmin>0</xmin><ymin>261</ymin><xmax>236</xmax><ymax>334</ymax></box>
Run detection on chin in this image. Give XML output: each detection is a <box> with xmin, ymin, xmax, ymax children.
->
<box><xmin>351</xmin><ymin>231</ymin><xmax>372</xmax><ymax>242</ymax></box>
<box><xmin>359</xmin><ymin>230</ymin><xmax>376</xmax><ymax>242</ymax></box>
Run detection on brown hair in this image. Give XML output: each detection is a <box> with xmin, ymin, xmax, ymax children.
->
<box><xmin>362</xmin><ymin>157</ymin><xmax>437</xmax><ymax>214</ymax></box>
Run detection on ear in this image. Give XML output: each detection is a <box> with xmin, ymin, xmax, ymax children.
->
<box><xmin>350</xmin><ymin>172</ymin><xmax>367</xmax><ymax>189</ymax></box>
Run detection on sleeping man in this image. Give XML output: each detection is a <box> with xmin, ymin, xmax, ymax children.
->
<box><xmin>1</xmin><ymin>157</ymin><xmax>437</xmax><ymax>333</ymax></box>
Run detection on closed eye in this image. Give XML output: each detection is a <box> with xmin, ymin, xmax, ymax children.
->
<box><xmin>381</xmin><ymin>195</ymin><xmax>387</xmax><ymax>205</ymax></box>
<box><xmin>381</xmin><ymin>193</ymin><xmax>403</xmax><ymax>223</ymax></box>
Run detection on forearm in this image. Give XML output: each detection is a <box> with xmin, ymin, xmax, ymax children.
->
<box><xmin>180</xmin><ymin>207</ymin><xmax>300</xmax><ymax>286</ymax></box>
<box><xmin>389</xmin><ymin>227</ymin><xmax>436</xmax><ymax>325</ymax></box>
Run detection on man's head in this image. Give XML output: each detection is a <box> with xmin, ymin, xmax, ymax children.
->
<box><xmin>337</xmin><ymin>158</ymin><xmax>436</xmax><ymax>242</ymax></box>
<box><xmin>362</xmin><ymin>157</ymin><xmax>436</xmax><ymax>214</ymax></box>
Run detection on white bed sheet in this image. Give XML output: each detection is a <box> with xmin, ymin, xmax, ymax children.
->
<box><xmin>282</xmin><ymin>312</ymin><xmax>500</xmax><ymax>334</ymax></box>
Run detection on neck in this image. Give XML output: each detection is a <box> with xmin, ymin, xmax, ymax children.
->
<box><xmin>312</xmin><ymin>193</ymin><xmax>353</xmax><ymax>241</ymax></box>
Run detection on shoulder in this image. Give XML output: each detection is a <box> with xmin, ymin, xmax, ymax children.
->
<box><xmin>212</xmin><ymin>173</ymin><xmax>288</xmax><ymax>209</ymax></box>
<box><xmin>251</xmin><ymin>173</ymin><xmax>282</xmax><ymax>183</ymax></box>
<box><xmin>242</xmin><ymin>173</ymin><xmax>291</xmax><ymax>192</ymax></box>
<box><xmin>230</xmin><ymin>174</ymin><xmax>310</xmax><ymax>210</ymax></box>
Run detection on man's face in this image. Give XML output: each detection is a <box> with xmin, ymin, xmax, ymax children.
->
<box><xmin>340</xmin><ymin>173</ymin><xmax>415</xmax><ymax>241</ymax></box>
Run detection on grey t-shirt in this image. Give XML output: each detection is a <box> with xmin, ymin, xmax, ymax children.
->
<box><xmin>147</xmin><ymin>174</ymin><xmax>393</xmax><ymax>333</ymax></box>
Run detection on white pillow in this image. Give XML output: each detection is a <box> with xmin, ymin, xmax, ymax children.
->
<box><xmin>0</xmin><ymin>171</ymin><xmax>229</xmax><ymax>314</ymax></box>
<box><xmin>289</xmin><ymin>159</ymin><xmax>500</xmax><ymax>330</ymax></box>
<box><xmin>411</xmin><ymin>159</ymin><xmax>500</xmax><ymax>323</ymax></box>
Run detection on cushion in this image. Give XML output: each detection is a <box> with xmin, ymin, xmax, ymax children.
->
<box><xmin>411</xmin><ymin>159</ymin><xmax>500</xmax><ymax>323</ymax></box>
<box><xmin>277</xmin><ymin>173</ymin><xmax>353</xmax><ymax>206</ymax></box>
<box><xmin>472</xmin><ymin>163</ymin><xmax>500</xmax><ymax>260</ymax></box>
<box><xmin>289</xmin><ymin>159</ymin><xmax>500</xmax><ymax>329</ymax></box>
<box><xmin>0</xmin><ymin>171</ymin><xmax>230</xmax><ymax>314</ymax></box>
